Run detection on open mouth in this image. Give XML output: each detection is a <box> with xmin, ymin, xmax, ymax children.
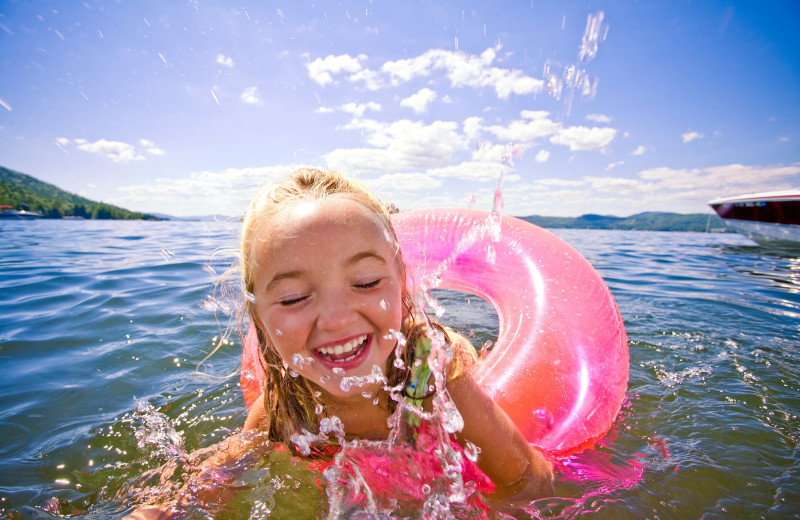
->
<box><xmin>316</xmin><ymin>334</ymin><xmax>369</xmax><ymax>364</ymax></box>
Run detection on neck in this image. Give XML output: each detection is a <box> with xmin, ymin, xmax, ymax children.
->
<box><xmin>323</xmin><ymin>389</ymin><xmax>392</xmax><ymax>440</ymax></box>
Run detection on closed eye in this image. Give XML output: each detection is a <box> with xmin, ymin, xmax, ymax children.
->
<box><xmin>355</xmin><ymin>278</ymin><xmax>381</xmax><ymax>290</ymax></box>
<box><xmin>278</xmin><ymin>294</ymin><xmax>308</xmax><ymax>306</ymax></box>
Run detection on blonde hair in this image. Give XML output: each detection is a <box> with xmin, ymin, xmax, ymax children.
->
<box><xmin>237</xmin><ymin>168</ymin><xmax>475</xmax><ymax>450</ymax></box>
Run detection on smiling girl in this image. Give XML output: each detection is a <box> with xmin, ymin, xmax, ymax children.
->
<box><xmin>125</xmin><ymin>168</ymin><xmax>553</xmax><ymax>518</ymax></box>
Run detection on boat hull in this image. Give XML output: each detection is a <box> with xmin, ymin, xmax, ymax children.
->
<box><xmin>709</xmin><ymin>190</ymin><xmax>800</xmax><ymax>246</ymax></box>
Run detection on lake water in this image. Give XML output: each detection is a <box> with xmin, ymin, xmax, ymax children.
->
<box><xmin>1</xmin><ymin>219</ymin><xmax>798</xmax><ymax>519</ymax></box>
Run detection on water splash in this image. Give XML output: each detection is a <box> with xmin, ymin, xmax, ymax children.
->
<box><xmin>199</xmin><ymin>295</ymin><xmax>233</xmax><ymax>315</ymax></box>
<box><xmin>339</xmin><ymin>364</ymin><xmax>387</xmax><ymax>393</ymax></box>
<box><xmin>132</xmin><ymin>401</ymin><xmax>186</xmax><ymax>461</ymax></box>
<box><xmin>544</xmin><ymin>11</ymin><xmax>607</xmax><ymax>115</ymax></box>
<box><xmin>291</xmin><ymin>352</ymin><xmax>314</xmax><ymax>369</ymax></box>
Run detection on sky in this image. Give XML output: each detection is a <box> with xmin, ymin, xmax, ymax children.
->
<box><xmin>1</xmin><ymin>0</ymin><xmax>799</xmax><ymax>218</ymax></box>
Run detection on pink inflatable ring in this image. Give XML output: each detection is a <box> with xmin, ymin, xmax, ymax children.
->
<box><xmin>241</xmin><ymin>208</ymin><xmax>629</xmax><ymax>456</ymax></box>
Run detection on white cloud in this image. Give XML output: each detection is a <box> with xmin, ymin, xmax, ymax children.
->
<box><xmin>324</xmin><ymin>118</ymin><xmax>467</xmax><ymax>173</ymax></box>
<box><xmin>57</xmin><ymin>137</ymin><xmax>165</xmax><ymax>162</ymax></box>
<box><xmin>486</xmin><ymin>111</ymin><xmax>560</xmax><ymax>142</ymax></box>
<box><xmin>472</xmin><ymin>142</ymin><xmax>511</xmax><ymax>162</ymax></box>
<box><xmin>426</xmin><ymin>161</ymin><xmax>515</xmax><ymax>182</ymax></box>
<box><xmin>383</xmin><ymin>46</ymin><xmax>544</xmax><ymax>99</ymax></box>
<box><xmin>216</xmin><ymin>54</ymin><xmax>234</xmax><ymax>68</ymax></box>
<box><xmin>681</xmin><ymin>131</ymin><xmax>704</xmax><ymax>143</ymax></box>
<box><xmin>348</xmin><ymin>67</ymin><xmax>383</xmax><ymax>90</ymax></box>
<box><xmin>639</xmin><ymin>163</ymin><xmax>800</xmax><ymax>191</ymax></box>
<box><xmin>400</xmin><ymin>88</ymin><xmax>437</xmax><ymax>114</ymax></box>
<box><xmin>310</xmin><ymin>46</ymin><xmax>543</xmax><ymax>100</ymax></box>
<box><xmin>550</xmin><ymin>126</ymin><xmax>617</xmax><ymax>151</ymax></box>
<box><xmin>368</xmin><ymin>172</ymin><xmax>443</xmax><ymax>192</ymax></box>
<box><xmin>632</xmin><ymin>145</ymin><xmax>647</xmax><ymax>156</ymax></box>
<box><xmin>535</xmin><ymin>149</ymin><xmax>550</xmax><ymax>163</ymax></box>
<box><xmin>586</xmin><ymin>113</ymin><xmax>612</xmax><ymax>123</ymax></box>
<box><xmin>139</xmin><ymin>139</ymin><xmax>166</xmax><ymax>156</ymax></box>
<box><xmin>114</xmin><ymin>165</ymin><xmax>295</xmax><ymax>216</ymax></box>
<box><xmin>76</xmin><ymin>138</ymin><xmax>144</xmax><ymax>163</ymax></box>
<box><xmin>605</xmin><ymin>160</ymin><xmax>624</xmax><ymax>170</ymax></box>
<box><xmin>307</xmin><ymin>53</ymin><xmax>365</xmax><ymax>86</ymax></box>
<box><xmin>241</xmin><ymin>86</ymin><xmax>263</xmax><ymax>105</ymax></box>
<box><xmin>462</xmin><ymin>116</ymin><xmax>483</xmax><ymax>142</ymax></box>
<box><xmin>341</xmin><ymin>101</ymin><xmax>381</xmax><ymax>117</ymax></box>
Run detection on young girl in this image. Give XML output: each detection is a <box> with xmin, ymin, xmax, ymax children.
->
<box><xmin>125</xmin><ymin>168</ymin><xmax>553</xmax><ymax>518</ymax></box>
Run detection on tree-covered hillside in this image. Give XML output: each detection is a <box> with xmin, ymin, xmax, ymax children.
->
<box><xmin>0</xmin><ymin>166</ymin><xmax>157</xmax><ymax>220</ymax></box>
<box><xmin>521</xmin><ymin>211</ymin><xmax>727</xmax><ymax>232</ymax></box>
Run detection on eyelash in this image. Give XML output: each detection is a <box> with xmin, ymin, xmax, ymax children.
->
<box><xmin>277</xmin><ymin>279</ymin><xmax>381</xmax><ymax>306</ymax></box>
<box><xmin>355</xmin><ymin>278</ymin><xmax>381</xmax><ymax>289</ymax></box>
<box><xmin>278</xmin><ymin>295</ymin><xmax>307</xmax><ymax>306</ymax></box>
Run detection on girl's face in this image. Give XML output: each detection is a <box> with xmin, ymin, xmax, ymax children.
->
<box><xmin>252</xmin><ymin>196</ymin><xmax>404</xmax><ymax>399</ymax></box>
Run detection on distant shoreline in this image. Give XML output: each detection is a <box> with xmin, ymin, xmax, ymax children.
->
<box><xmin>519</xmin><ymin>212</ymin><xmax>729</xmax><ymax>233</ymax></box>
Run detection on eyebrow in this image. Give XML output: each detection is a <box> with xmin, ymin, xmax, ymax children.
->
<box><xmin>265</xmin><ymin>270</ymin><xmax>303</xmax><ymax>293</ymax></box>
<box><xmin>265</xmin><ymin>251</ymin><xmax>387</xmax><ymax>292</ymax></box>
<box><xmin>346</xmin><ymin>250</ymin><xmax>387</xmax><ymax>267</ymax></box>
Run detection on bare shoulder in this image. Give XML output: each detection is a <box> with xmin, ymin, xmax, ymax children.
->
<box><xmin>442</xmin><ymin>327</ymin><xmax>479</xmax><ymax>380</ymax></box>
<box><xmin>445</xmin><ymin>358</ymin><xmax>554</xmax><ymax>498</ymax></box>
<box><xmin>242</xmin><ymin>390</ymin><xmax>268</xmax><ymax>432</ymax></box>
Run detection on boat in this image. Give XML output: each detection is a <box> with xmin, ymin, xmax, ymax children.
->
<box><xmin>709</xmin><ymin>189</ymin><xmax>800</xmax><ymax>245</ymax></box>
<box><xmin>0</xmin><ymin>208</ymin><xmax>44</xmax><ymax>219</ymax></box>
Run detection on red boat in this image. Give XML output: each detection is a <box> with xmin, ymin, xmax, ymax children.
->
<box><xmin>709</xmin><ymin>189</ymin><xmax>800</xmax><ymax>245</ymax></box>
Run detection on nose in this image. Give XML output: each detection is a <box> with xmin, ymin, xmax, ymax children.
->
<box><xmin>315</xmin><ymin>290</ymin><xmax>359</xmax><ymax>332</ymax></box>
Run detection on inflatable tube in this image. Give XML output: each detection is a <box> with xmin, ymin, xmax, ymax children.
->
<box><xmin>241</xmin><ymin>208</ymin><xmax>628</xmax><ymax>456</ymax></box>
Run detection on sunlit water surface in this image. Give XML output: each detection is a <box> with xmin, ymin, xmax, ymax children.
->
<box><xmin>1</xmin><ymin>219</ymin><xmax>798</xmax><ymax>519</ymax></box>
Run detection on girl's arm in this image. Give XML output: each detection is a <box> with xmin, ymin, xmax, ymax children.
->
<box><xmin>447</xmin><ymin>372</ymin><xmax>555</xmax><ymax>499</ymax></box>
<box><xmin>122</xmin><ymin>394</ymin><xmax>271</xmax><ymax>519</ymax></box>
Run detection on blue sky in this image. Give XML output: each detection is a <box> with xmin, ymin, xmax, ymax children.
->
<box><xmin>1</xmin><ymin>1</ymin><xmax>798</xmax><ymax>217</ymax></box>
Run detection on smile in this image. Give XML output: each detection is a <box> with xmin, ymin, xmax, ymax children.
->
<box><xmin>316</xmin><ymin>334</ymin><xmax>369</xmax><ymax>363</ymax></box>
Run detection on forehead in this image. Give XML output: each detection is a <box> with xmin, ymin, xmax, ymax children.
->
<box><xmin>254</xmin><ymin>196</ymin><xmax>391</xmax><ymax>260</ymax></box>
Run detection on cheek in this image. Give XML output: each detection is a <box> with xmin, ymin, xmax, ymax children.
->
<box><xmin>257</xmin><ymin>306</ymin><xmax>300</xmax><ymax>353</ymax></box>
<box><xmin>383</xmin><ymin>283</ymin><xmax>405</xmax><ymax>327</ymax></box>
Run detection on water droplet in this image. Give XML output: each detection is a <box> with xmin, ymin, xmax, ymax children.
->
<box><xmin>393</xmin><ymin>358</ymin><xmax>405</xmax><ymax>369</ymax></box>
<box><xmin>289</xmin><ymin>369</ymin><xmax>299</xmax><ymax>378</ymax></box>
<box><xmin>379</xmin><ymin>299</ymin><xmax>389</xmax><ymax>310</ymax></box>
<box><xmin>480</xmin><ymin>340</ymin><xmax>492</xmax><ymax>359</ymax></box>
<box><xmin>274</xmin><ymin>329</ymin><xmax>283</xmax><ymax>336</ymax></box>
<box><xmin>464</xmin><ymin>441</ymin><xmax>480</xmax><ymax>462</ymax></box>
<box><xmin>332</xmin><ymin>367</ymin><xmax>345</xmax><ymax>376</ymax></box>
<box><xmin>199</xmin><ymin>296</ymin><xmax>232</xmax><ymax>315</ymax></box>
<box><xmin>315</xmin><ymin>404</ymin><xmax>323</xmax><ymax>415</ymax></box>
<box><xmin>361</xmin><ymin>391</ymin><xmax>372</xmax><ymax>399</ymax></box>
<box><xmin>385</xmin><ymin>328</ymin><xmax>407</xmax><ymax>347</ymax></box>
<box><xmin>487</xmin><ymin>245</ymin><xmax>496</xmax><ymax>264</ymax></box>
<box><xmin>421</xmin><ymin>483</ymin><xmax>431</xmax><ymax>495</ymax></box>
<box><xmin>320</xmin><ymin>375</ymin><xmax>330</xmax><ymax>384</ymax></box>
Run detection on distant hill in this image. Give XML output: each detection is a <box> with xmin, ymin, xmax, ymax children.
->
<box><xmin>0</xmin><ymin>166</ymin><xmax>157</xmax><ymax>220</ymax></box>
<box><xmin>521</xmin><ymin>211</ymin><xmax>728</xmax><ymax>232</ymax></box>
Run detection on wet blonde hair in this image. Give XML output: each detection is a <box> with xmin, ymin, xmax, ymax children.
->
<box><xmin>237</xmin><ymin>168</ymin><xmax>476</xmax><ymax>449</ymax></box>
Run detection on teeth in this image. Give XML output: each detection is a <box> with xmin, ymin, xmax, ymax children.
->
<box><xmin>318</xmin><ymin>335</ymin><xmax>367</xmax><ymax>358</ymax></box>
